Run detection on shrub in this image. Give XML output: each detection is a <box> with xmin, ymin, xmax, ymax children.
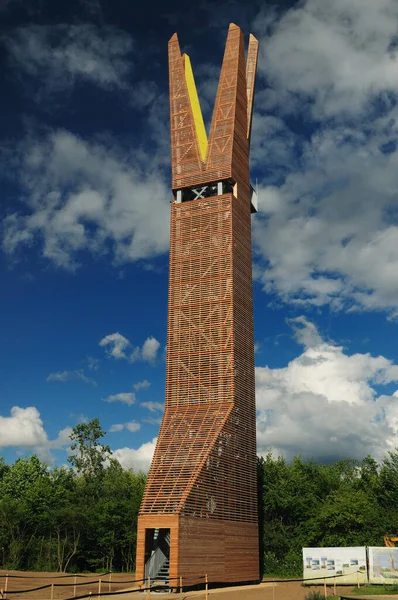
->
<box><xmin>304</xmin><ymin>591</ymin><xmax>325</xmax><ymax>600</ymax></box>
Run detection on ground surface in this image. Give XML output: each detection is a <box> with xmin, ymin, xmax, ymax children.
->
<box><xmin>0</xmin><ymin>571</ymin><xmax>379</xmax><ymax>600</ymax></box>
<box><xmin>0</xmin><ymin>570</ymin><xmax>137</xmax><ymax>600</ymax></box>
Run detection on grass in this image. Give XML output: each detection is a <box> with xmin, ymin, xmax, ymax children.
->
<box><xmin>304</xmin><ymin>592</ymin><xmax>339</xmax><ymax>600</ymax></box>
<box><xmin>305</xmin><ymin>583</ymin><xmax>398</xmax><ymax>598</ymax></box>
<box><xmin>349</xmin><ymin>583</ymin><xmax>398</xmax><ymax>595</ymax></box>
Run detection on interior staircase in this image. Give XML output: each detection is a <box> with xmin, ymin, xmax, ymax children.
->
<box><xmin>145</xmin><ymin>529</ymin><xmax>170</xmax><ymax>590</ymax></box>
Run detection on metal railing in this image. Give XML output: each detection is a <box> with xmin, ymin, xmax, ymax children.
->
<box><xmin>144</xmin><ymin>531</ymin><xmax>171</xmax><ymax>581</ymax></box>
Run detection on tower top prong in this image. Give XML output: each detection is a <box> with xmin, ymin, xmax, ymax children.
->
<box><xmin>168</xmin><ymin>23</ymin><xmax>258</xmax><ymax>191</ymax></box>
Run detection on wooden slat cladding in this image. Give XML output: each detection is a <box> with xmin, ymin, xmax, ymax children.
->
<box><xmin>179</xmin><ymin>518</ymin><xmax>259</xmax><ymax>584</ymax></box>
<box><xmin>136</xmin><ymin>24</ymin><xmax>259</xmax><ymax>585</ymax></box>
<box><xmin>169</xmin><ymin>34</ymin><xmax>203</xmax><ymax>186</ymax></box>
<box><xmin>169</xmin><ymin>23</ymin><xmax>258</xmax><ymax>190</ymax></box>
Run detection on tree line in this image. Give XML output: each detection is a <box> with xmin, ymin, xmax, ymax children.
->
<box><xmin>0</xmin><ymin>419</ymin><xmax>146</xmax><ymax>573</ymax></box>
<box><xmin>1</xmin><ymin>418</ymin><xmax>398</xmax><ymax>575</ymax></box>
<box><xmin>258</xmin><ymin>450</ymin><xmax>398</xmax><ymax>576</ymax></box>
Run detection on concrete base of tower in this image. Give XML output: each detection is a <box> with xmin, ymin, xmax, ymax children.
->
<box><xmin>136</xmin><ymin>514</ymin><xmax>259</xmax><ymax>587</ymax></box>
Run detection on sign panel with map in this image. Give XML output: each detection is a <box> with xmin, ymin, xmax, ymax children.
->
<box><xmin>369</xmin><ymin>547</ymin><xmax>398</xmax><ymax>584</ymax></box>
<box><xmin>303</xmin><ymin>547</ymin><xmax>367</xmax><ymax>585</ymax></box>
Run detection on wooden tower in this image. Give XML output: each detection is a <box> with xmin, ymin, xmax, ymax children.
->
<box><xmin>136</xmin><ymin>23</ymin><xmax>259</xmax><ymax>586</ymax></box>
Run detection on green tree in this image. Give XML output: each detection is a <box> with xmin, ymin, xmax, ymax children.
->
<box><xmin>0</xmin><ymin>456</ymin><xmax>49</xmax><ymax>569</ymax></box>
<box><xmin>68</xmin><ymin>418</ymin><xmax>112</xmax><ymax>479</ymax></box>
<box><xmin>0</xmin><ymin>455</ymin><xmax>47</xmax><ymax>497</ymax></box>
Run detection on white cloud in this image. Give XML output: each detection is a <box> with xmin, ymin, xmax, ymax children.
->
<box><xmin>49</xmin><ymin>426</ymin><xmax>73</xmax><ymax>449</ymax></box>
<box><xmin>2</xmin><ymin>130</ymin><xmax>170</xmax><ymax>270</ymax></box>
<box><xmin>109</xmin><ymin>424</ymin><xmax>124</xmax><ymax>432</ymax></box>
<box><xmin>99</xmin><ymin>332</ymin><xmax>131</xmax><ymax>360</ymax></box>
<box><xmin>0</xmin><ymin>406</ymin><xmax>71</xmax><ymax>463</ymax></box>
<box><xmin>46</xmin><ymin>369</ymin><xmax>97</xmax><ymax>386</ymax></box>
<box><xmin>132</xmin><ymin>336</ymin><xmax>161</xmax><ymax>363</ymax></box>
<box><xmin>4</xmin><ymin>24</ymin><xmax>133</xmax><ymax>95</ymax></box>
<box><xmin>141</xmin><ymin>401</ymin><xmax>164</xmax><ymax>413</ymax></box>
<box><xmin>133</xmin><ymin>380</ymin><xmax>151</xmax><ymax>391</ymax></box>
<box><xmin>113</xmin><ymin>438</ymin><xmax>157</xmax><ymax>472</ymax></box>
<box><xmin>69</xmin><ymin>413</ymin><xmax>89</xmax><ymax>423</ymax></box>
<box><xmin>255</xmin><ymin>0</ymin><xmax>398</xmax><ymax>119</ymax></box>
<box><xmin>248</xmin><ymin>0</ymin><xmax>398</xmax><ymax>315</ymax></box>
<box><xmin>143</xmin><ymin>417</ymin><xmax>162</xmax><ymax>426</ymax></box>
<box><xmin>256</xmin><ymin>317</ymin><xmax>398</xmax><ymax>462</ymax></box>
<box><xmin>142</xmin><ymin>336</ymin><xmax>161</xmax><ymax>362</ymax></box>
<box><xmin>109</xmin><ymin>420</ymin><xmax>141</xmax><ymax>433</ymax></box>
<box><xmin>99</xmin><ymin>332</ymin><xmax>161</xmax><ymax>364</ymax></box>
<box><xmin>103</xmin><ymin>392</ymin><xmax>136</xmax><ymax>406</ymax></box>
<box><xmin>0</xmin><ymin>406</ymin><xmax>47</xmax><ymax>448</ymax></box>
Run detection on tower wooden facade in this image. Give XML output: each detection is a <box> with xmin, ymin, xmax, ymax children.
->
<box><xmin>136</xmin><ymin>23</ymin><xmax>259</xmax><ymax>585</ymax></box>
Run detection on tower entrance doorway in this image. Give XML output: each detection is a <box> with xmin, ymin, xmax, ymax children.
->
<box><xmin>144</xmin><ymin>528</ymin><xmax>170</xmax><ymax>584</ymax></box>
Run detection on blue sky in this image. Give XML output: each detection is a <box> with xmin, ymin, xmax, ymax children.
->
<box><xmin>2</xmin><ymin>0</ymin><xmax>398</xmax><ymax>470</ymax></box>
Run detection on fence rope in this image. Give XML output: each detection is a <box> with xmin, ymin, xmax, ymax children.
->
<box><xmin>0</xmin><ymin>573</ymin><xmax>112</xmax><ymax>580</ymax></box>
<box><xmin>0</xmin><ymin>569</ymin><xmax>370</xmax><ymax>598</ymax></box>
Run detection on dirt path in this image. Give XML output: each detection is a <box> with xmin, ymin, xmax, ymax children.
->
<box><xmin>0</xmin><ymin>571</ymin><xmax>356</xmax><ymax>600</ymax></box>
<box><xmin>0</xmin><ymin>571</ymin><xmax>137</xmax><ymax>600</ymax></box>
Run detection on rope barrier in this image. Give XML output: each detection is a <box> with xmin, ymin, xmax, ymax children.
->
<box><xmin>0</xmin><ymin>573</ymin><xmax>111</xmax><ymax>580</ymax></box>
<box><xmin>5</xmin><ymin>584</ymin><xmax>52</xmax><ymax>594</ymax></box>
<box><xmin>52</xmin><ymin>580</ymin><xmax>110</xmax><ymax>588</ymax></box>
<box><xmin>0</xmin><ymin>568</ymin><xmax>370</xmax><ymax>597</ymax></box>
<box><xmin>64</xmin><ymin>582</ymin><xmax>180</xmax><ymax>600</ymax></box>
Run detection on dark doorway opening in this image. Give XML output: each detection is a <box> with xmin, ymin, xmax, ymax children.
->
<box><xmin>144</xmin><ymin>528</ymin><xmax>170</xmax><ymax>583</ymax></box>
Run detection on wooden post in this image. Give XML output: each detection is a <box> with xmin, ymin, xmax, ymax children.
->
<box><xmin>146</xmin><ymin>576</ymin><xmax>150</xmax><ymax>600</ymax></box>
<box><xmin>205</xmin><ymin>574</ymin><xmax>208</xmax><ymax>600</ymax></box>
<box><xmin>334</xmin><ymin>577</ymin><xmax>336</xmax><ymax>595</ymax></box>
<box><xmin>4</xmin><ymin>575</ymin><xmax>8</xmax><ymax>600</ymax></box>
<box><xmin>1</xmin><ymin>588</ymin><xmax>3</xmax><ymax>599</ymax></box>
<box><xmin>108</xmin><ymin>574</ymin><xmax>112</xmax><ymax>593</ymax></box>
<box><xmin>51</xmin><ymin>583</ymin><xmax>54</xmax><ymax>600</ymax></box>
<box><xmin>323</xmin><ymin>578</ymin><xmax>327</xmax><ymax>598</ymax></box>
<box><xmin>272</xmin><ymin>579</ymin><xmax>275</xmax><ymax>600</ymax></box>
<box><xmin>73</xmin><ymin>576</ymin><xmax>77</xmax><ymax>598</ymax></box>
<box><xmin>179</xmin><ymin>576</ymin><xmax>182</xmax><ymax>600</ymax></box>
<box><xmin>357</xmin><ymin>571</ymin><xmax>360</xmax><ymax>589</ymax></box>
<box><xmin>98</xmin><ymin>579</ymin><xmax>101</xmax><ymax>599</ymax></box>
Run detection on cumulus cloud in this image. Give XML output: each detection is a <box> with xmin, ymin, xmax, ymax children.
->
<box><xmin>132</xmin><ymin>336</ymin><xmax>161</xmax><ymax>364</ymax></box>
<box><xmin>99</xmin><ymin>333</ymin><xmax>130</xmax><ymax>360</ymax></box>
<box><xmin>99</xmin><ymin>332</ymin><xmax>161</xmax><ymax>364</ymax></box>
<box><xmin>113</xmin><ymin>438</ymin><xmax>157</xmax><ymax>472</ymax></box>
<box><xmin>141</xmin><ymin>401</ymin><xmax>164</xmax><ymax>413</ymax></box>
<box><xmin>2</xmin><ymin>130</ymin><xmax>170</xmax><ymax>270</ymax></box>
<box><xmin>103</xmin><ymin>392</ymin><xmax>136</xmax><ymax>406</ymax></box>
<box><xmin>255</xmin><ymin>0</ymin><xmax>398</xmax><ymax>118</ymax></box>
<box><xmin>249</xmin><ymin>0</ymin><xmax>398</xmax><ymax>315</ymax></box>
<box><xmin>4</xmin><ymin>24</ymin><xmax>133</xmax><ymax>96</ymax></box>
<box><xmin>133</xmin><ymin>380</ymin><xmax>151</xmax><ymax>391</ymax></box>
<box><xmin>142</xmin><ymin>336</ymin><xmax>161</xmax><ymax>362</ymax></box>
<box><xmin>46</xmin><ymin>369</ymin><xmax>97</xmax><ymax>386</ymax></box>
<box><xmin>143</xmin><ymin>417</ymin><xmax>162</xmax><ymax>426</ymax></box>
<box><xmin>0</xmin><ymin>406</ymin><xmax>47</xmax><ymax>448</ymax></box>
<box><xmin>256</xmin><ymin>317</ymin><xmax>398</xmax><ymax>462</ymax></box>
<box><xmin>49</xmin><ymin>426</ymin><xmax>74</xmax><ymax>449</ymax></box>
<box><xmin>109</xmin><ymin>420</ymin><xmax>141</xmax><ymax>433</ymax></box>
<box><xmin>0</xmin><ymin>406</ymin><xmax>71</xmax><ymax>463</ymax></box>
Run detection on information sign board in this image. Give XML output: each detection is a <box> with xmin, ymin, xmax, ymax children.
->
<box><xmin>303</xmin><ymin>547</ymin><xmax>367</xmax><ymax>585</ymax></box>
